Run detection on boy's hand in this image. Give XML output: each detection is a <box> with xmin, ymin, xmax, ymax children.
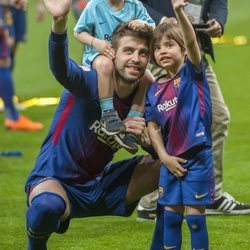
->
<box><xmin>160</xmin><ymin>16</ymin><xmax>177</xmax><ymax>24</ymax></box>
<box><xmin>172</xmin><ymin>0</ymin><xmax>188</xmax><ymax>11</ymax></box>
<box><xmin>128</xmin><ymin>20</ymin><xmax>153</xmax><ymax>31</ymax></box>
<box><xmin>93</xmin><ymin>39</ymin><xmax>115</xmax><ymax>60</ymax></box>
<box><xmin>162</xmin><ymin>155</ymin><xmax>187</xmax><ymax>178</ymax></box>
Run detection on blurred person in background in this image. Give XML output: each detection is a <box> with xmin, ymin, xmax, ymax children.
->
<box><xmin>0</xmin><ymin>0</ymin><xmax>44</xmax><ymax>131</ymax></box>
<box><xmin>71</xmin><ymin>0</ymin><xmax>90</xmax><ymax>21</ymax></box>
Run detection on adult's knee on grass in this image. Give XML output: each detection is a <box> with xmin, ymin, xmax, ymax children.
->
<box><xmin>26</xmin><ymin>192</ymin><xmax>66</xmax><ymax>238</ymax></box>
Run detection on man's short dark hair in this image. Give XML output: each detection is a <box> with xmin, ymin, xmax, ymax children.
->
<box><xmin>112</xmin><ymin>22</ymin><xmax>153</xmax><ymax>51</ymax></box>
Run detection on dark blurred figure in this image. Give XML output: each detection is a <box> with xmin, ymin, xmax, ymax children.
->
<box><xmin>0</xmin><ymin>0</ymin><xmax>44</xmax><ymax>131</ymax></box>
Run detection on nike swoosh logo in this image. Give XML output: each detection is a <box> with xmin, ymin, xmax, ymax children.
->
<box><xmin>164</xmin><ymin>246</ymin><xmax>176</xmax><ymax>249</ymax></box>
<box><xmin>195</xmin><ymin>193</ymin><xmax>208</xmax><ymax>199</ymax></box>
<box><xmin>154</xmin><ymin>88</ymin><xmax>164</xmax><ymax>96</ymax></box>
<box><xmin>99</xmin><ymin>21</ymin><xmax>106</xmax><ymax>25</ymax></box>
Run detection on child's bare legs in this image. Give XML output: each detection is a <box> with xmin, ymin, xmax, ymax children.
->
<box><xmin>93</xmin><ymin>55</ymin><xmax>125</xmax><ymax>135</ymax></box>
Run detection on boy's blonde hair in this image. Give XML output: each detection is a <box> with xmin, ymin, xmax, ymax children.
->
<box><xmin>151</xmin><ymin>22</ymin><xmax>185</xmax><ymax>66</ymax></box>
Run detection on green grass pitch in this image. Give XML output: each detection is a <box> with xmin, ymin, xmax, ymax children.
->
<box><xmin>0</xmin><ymin>1</ymin><xmax>250</xmax><ymax>249</ymax></box>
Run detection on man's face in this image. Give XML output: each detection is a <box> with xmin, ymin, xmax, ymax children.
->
<box><xmin>114</xmin><ymin>36</ymin><xmax>150</xmax><ymax>83</ymax></box>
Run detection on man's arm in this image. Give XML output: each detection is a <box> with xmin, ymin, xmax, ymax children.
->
<box><xmin>204</xmin><ymin>0</ymin><xmax>228</xmax><ymax>37</ymax></box>
<box><xmin>44</xmin><ymin>0</ymin><xmax>97</xmax><ymax>98</ymax></box>
<box><xmin>205</xmin><ymin>0</ymin><xmax>227</xmax><ymax>32</ymax></box>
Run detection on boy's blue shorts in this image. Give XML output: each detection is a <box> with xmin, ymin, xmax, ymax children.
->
<box><xmin>26</xmin><ymin>155</ymin><xmax>143</xmax><ymax>218</ymax></box>
<box><xmin>158</xmin><ymin>146</ymin><xmax>215</xmax><ymax>206</ymax></box>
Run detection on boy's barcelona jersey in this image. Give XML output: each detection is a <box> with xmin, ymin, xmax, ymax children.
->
<box><xmin>145</xmin><ymin>59</ymin><xmax>212</xmax><ymax>156</ymax></box>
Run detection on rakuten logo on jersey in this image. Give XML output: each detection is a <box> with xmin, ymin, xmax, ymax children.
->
<box><xmin>89</xmin><ymin>120</ymin><xmax>122</xmax><ymax>151</ymax></box>
<box><xmin>157</xmin><ymin>97</ymin><xmax>178</xmax><ymax>112</ymax></box>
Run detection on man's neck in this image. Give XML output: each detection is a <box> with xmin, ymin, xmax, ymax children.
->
<box><xmin>113</xmin><ymin>75</ymin><xmax>139</xmax><ymax>99</ymax></box>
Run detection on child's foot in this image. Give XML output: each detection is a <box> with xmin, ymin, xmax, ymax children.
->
<box><xmin>114</xmin><ymin>132</ymin><xmax>138</xmax><ymax>154</ymax></box>
<box><xmin>101</xmin><ymin>110</ymin><xmax>126</xmax><ymax>135</ymax></box>
<box><xmin>4</xmin><ymin>115</ymin><xmax>44</xmax><ymax>131</ymax></box>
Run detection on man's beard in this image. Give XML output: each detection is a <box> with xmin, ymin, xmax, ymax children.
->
<box><xmin>115</xmin><ymin>60</ymin><xmax>144</xmax><ymax>85</ymax></box>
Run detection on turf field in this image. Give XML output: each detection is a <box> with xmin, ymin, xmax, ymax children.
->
<box><xmin>0</xmin><ymin>1</ymin><xmax>250</xmax><ymax>249</ymax></box>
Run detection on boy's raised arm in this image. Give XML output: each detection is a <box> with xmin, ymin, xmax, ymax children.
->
<box><xmin>172</xmin><ymin>0</ymin><xmax>201</xmax><ymax>67</ymax></box>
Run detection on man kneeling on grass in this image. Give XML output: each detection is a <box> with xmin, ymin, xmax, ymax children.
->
<box><xmin>24</xmin><ymin>0</ymin><xmax>160</xmax><ymax>249</ymax></box>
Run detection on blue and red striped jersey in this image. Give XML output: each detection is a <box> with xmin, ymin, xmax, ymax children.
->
<box><xmin>145</xmin><ymin>59</ymin><xmax>212</xmax><ymax>156</ymax></box>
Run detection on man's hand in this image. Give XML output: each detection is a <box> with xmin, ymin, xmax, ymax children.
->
<box><xmin>92</xmin><ymin>39</ymin><xmax>115</xmax><ymax>60</ymax></box>
<box><xmin>128</xmin><ymin>20</ymin><xmax>153</xmax><ymax>31</ymax></box>
<box><xmin>206</xmin><ymin>19</ymin><xmax>222</xmax><ymax>38</ymax></box>
<box><xmin>43</xmin><ymin>0</ymin><xmax>72</xmax><ymax>33</ymax></box>
<box><xmin>43</xmin><ymin>0</ymin><xmax>71</xmax><ymax>19</ymax></box>
<box><xmin>137</xmin><ymin>130</ymin><xmax>151</xmax><ymax>149</ymax></box>
<box><xmin>123</xmin><ymin>117</ymin><xmax>146</xmax><ymax>136</ymax></box>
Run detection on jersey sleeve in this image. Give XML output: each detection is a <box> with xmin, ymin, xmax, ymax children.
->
<box><xmin>135</xmin><ymin>0</ymin><xmax>156</xmax><ymax>28</ymax></box>
<box><xmin>185</xmin><ymin>58</ymin><xmax>206</xmax><ymax>83</ymax></box>
<box><xmin>144</xmin><ymin>85</ymin><xmax>157</xmax><ymax>123</ymax></box>
<box><xmin>49</xmin><ymin>31</ymin><xmax>98</xmax><ymax>99</ymax></box>
<box><xmin>73</xmin><ymin>2</ymin><xmax>95</xmax><ymax>34</ymax></box>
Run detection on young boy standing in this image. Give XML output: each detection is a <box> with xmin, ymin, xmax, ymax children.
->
<box><xmin>146</xmin><ymin>0</ymin><xmax>215</xmax><ymax>249</ymax></box>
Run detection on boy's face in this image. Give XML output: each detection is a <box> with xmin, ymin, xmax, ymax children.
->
<box><xmin>114</xmin><ymin>36</ymin><xmax>150</xmax><ymax>83</ymax></box>
<box><xmin>153</xmin><ymin>36</ymin><xmax>185</xmax><ymax>70</ymax></box>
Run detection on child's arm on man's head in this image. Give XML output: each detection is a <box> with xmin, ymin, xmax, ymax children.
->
<box><xmin>128</xmin><ymin>19</ymin><xmax>154</xmax><ymax>32</ymax></box>
<box><xmin>172</xmin><ymin>0</ymin><xmax>201</xmax><ymax>68</ymax></box>
<box><xmin>74</xmin><ymin>31</ymin><xmax>95</xmax><ymax>47</ymax></box>
<box><xmin>74</xmin><ymin>31</ymin><xmax>115</xmax><ymax>61</ymax></box>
